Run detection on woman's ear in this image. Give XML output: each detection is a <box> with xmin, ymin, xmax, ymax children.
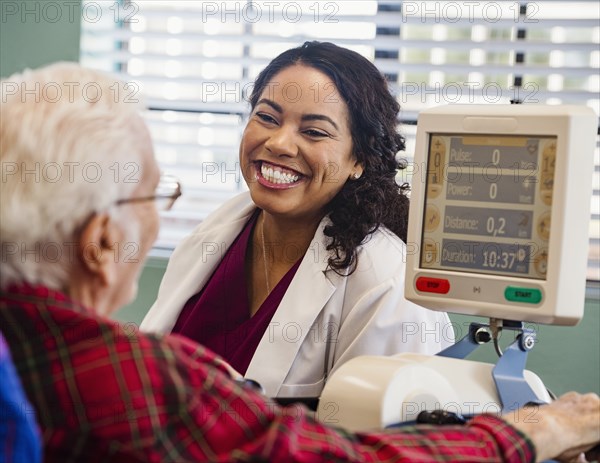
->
<box><xmin>350</xmin><ymin>160</ymin><xmax>364</xmax><ymax>180</ymax></box>
<box><xmin>77</xmin><ymin>213</ymin><xmax>121</xmax><ymax>288</ymax></box>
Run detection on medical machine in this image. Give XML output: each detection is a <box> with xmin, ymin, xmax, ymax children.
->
<box><xmin>317</xmin><ymin>104</ymin><xmax>597</xmax><ymax>431</ymax></box>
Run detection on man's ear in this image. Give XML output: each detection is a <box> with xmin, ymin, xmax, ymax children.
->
<box><xmin>77</xmin><ymin>213</ymin><xmax>121</xmax><ymax>287</ymax></box>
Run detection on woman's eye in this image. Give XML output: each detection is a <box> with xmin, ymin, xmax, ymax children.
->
<box><xmin>304</xmin><ymin>129</ymin><xmax>329</xmax><ymax>138</ymax></box>
<box><xmin>256</xmin><ymin>112</ymin><xmax>277</xmax><ymax>124</ymax></box>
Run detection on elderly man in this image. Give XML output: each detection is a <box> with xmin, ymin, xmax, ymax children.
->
<box><xmin>1</xmin><ymin>63</ymin><xmax>599</xmax><ymax>463</ymax></box>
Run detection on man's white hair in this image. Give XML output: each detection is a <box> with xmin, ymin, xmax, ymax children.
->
<box><xmin>1</xmin><ymin>62</ymin><xmax>148</xmax><ymax>290</ymax></box>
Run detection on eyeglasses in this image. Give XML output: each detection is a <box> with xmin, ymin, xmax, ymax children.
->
<box><xmin>115</xmin><ymin>174</ymin><xmax>182</xmax><ymax>211</ymax></box>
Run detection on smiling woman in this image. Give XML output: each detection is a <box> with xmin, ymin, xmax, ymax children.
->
<box><xmin>240</xmin><ymin>64</ymin><xmax>360</xmax><ymax>316</ymax></box>
<box><xmin>242</xmin><ymin>65</ymin><xmax>358</xmax><ymax>224</ymax></box>
<box><xmin>141</xmin><ymin>41</ymin><xmax>453</xmax><ymax>398</ymax></box>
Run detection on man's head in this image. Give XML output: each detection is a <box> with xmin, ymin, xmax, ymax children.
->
<box><xmin>1</xmin><ymin>62</ymin><xmax>160</xmax><ymax>315</ymax></box>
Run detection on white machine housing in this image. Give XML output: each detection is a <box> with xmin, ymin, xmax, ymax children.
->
<box><xmin>404</xmin><ymin>104</ymin><xmax>597</xmax><ymax>325</ymax></box>
<box><xmin>318</xmin><ymin>353</ymin><xmax>551</xmax><ymax>432</ymax></box>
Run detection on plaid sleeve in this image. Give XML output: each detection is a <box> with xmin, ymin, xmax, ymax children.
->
<box><xmin>134</xmin><ymin>333</ymin><xmax>536</xmax><ymax>463</ymax></box>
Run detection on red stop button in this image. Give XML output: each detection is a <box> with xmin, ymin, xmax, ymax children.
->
<box><xmin>416</xmin><ymin>277</ymin><xmax>450</xmax><ymax>294</ymax></box>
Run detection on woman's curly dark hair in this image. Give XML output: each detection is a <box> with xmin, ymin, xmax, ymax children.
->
<box><xmin>249</xmin><ymin>41</ymin><xmax>409</xmax><ymax>275</ymax></box>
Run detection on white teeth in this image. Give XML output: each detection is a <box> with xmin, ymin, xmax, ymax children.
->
<box><xmin>260</xmin><ymin>163</ymin><xmax>300</xmax><ymax>184</ymax></box>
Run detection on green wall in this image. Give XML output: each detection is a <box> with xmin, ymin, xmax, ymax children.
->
<box><xmin>0</xmin><ymin>0</ymin><xmax>81</xmax><ymax>78</ymax></box>
<box><xmin>450</xmin><ymin>303</ymin><xmax>600</xmax><ymax>396</ymax></box>
<box><xmin>114</xmin><ymin>256</ymin><xmax>168</xmax><ymax>324</ymax></box>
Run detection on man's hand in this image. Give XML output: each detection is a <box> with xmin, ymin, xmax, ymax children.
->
<box><xmin>509</xmin><ymin>392</ymin><xmax>599</xmax><ymax>462</ymax></box>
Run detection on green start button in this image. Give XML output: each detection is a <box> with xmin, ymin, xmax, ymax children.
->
<box><xmin>505</xmin><ymin>287</ymin><xmax>542</xmax><ymax>304</ymax></box>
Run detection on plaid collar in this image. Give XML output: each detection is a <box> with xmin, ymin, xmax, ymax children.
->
<box><xmin>1</xmin><ymin>283</ymin><xmax>94</xmax><ymax>316</ymax></box>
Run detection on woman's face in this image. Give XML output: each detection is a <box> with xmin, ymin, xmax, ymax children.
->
<box><xmin>240</xmin><ymin>64</ymin><xmax>361</xmax><ymax>224</ymax></box>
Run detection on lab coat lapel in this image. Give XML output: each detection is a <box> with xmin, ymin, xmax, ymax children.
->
<box><xmin>142</xmin><ymin>198</ymin><xmax>256</xmax><ymax>333</ymax></box>
<box><xmin>245</xmin><ymin>223</ymin><xmax>338</xmax><ymax>397</ymax></box>
<box><xmin>163</xmin><ymin>222</ymin><xmax>244</xmax><ymax>326</ymax></box>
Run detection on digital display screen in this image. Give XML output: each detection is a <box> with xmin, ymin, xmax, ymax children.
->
<box><xmin>421</xmin><ymin>134</ymin><xmax>556</xmax><ymax>280</ymax></box>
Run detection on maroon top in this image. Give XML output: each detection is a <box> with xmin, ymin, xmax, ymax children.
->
<box><xmin>172</xmin><ymin>211</ymin><xmax>301</xmax><ymax>375</ymax></box>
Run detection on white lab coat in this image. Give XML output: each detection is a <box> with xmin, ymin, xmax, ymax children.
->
<box><xmin>141</xmin><ymin>192</ymin><xmax>453</xmax><ymax>397</ymax></box>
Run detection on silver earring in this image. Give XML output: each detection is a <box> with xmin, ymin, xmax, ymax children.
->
<box><xmin>352</xmin><ymin>172</ymin><xmax>361</xmax><ymax>180</ymax></box>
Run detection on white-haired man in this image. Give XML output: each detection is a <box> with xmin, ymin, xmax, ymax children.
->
<box><xmin>1</xmin><ymin>63</ymin><xmax>599</xmax><ymax>463</ymax></box>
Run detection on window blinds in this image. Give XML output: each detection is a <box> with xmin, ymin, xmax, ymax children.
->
<box><xmin>80</xmin><ymin>0</ymin><xmax>600</xmax><ymax>279</ymax></box>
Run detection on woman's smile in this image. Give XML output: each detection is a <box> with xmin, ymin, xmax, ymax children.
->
<box><xmin>255</xmin><ymin>160</ymin><xmax>305</xmax><ymax>189</ymax></box>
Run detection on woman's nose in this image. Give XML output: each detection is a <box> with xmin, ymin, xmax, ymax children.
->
<box><xmin>264</xmin><ymin>126</ymin><xmax>298</xmax><ymax>157</ymax></box>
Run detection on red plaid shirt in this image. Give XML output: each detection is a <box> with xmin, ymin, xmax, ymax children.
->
<box><xmin>0</xmin><ymin>285</ymin><xmax>535</xmax><ymax>463</ymax></box>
